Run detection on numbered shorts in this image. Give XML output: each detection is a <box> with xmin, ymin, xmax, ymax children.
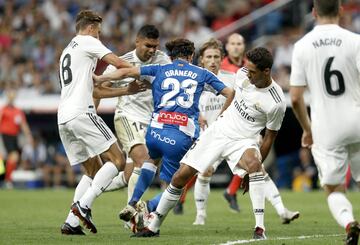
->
<box><xmin>114</xmin><ymin>115</ymin><xmax>147</xmax><ymax>156</ymax></box>
<box><xmin>311</xmin><ymin>142</ymin><xmax>360</xmax><ymax>186</ymax></box>
<box><xmin>182</xmin><ymin>123</ymin><xmax>258</xmax><ymax>178</ymax></box>
<box><xmin>145</xmin><ymin>127</ymin><xmax>193</xmax><ymax>183</ymax></box>
<box><xmin>58</xmin><ymin>113</ymin><xmax>116</xmax><ymax>166</ymax></box>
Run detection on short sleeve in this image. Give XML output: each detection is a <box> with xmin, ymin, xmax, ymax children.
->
<box><xmin>83</xmin><ymin>36</ymin><xmax>112</xmax><ymax>60</ymax></box>
<box><xmin>140</xmin><ymin>64</ymin><xmax>160</xmax><ymax>83</ymax></box>
<box><xmin>266</xmin><ymin>102</ymin><xmax>286</xmax><ymax>131</ymax></box>
<box><xmin>204</xmin><ymin>70</ymin><xmax>226</xmax><ymax>93</ymax></box>
<box><xmin>290</xmin><ymin>42</ymin><xmax>307</xmax><ymax>86</ymax></box>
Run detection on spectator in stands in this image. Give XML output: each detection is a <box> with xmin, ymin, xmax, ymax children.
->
<box><xmin>0</xmin><ymin>88</ymin><xmax>33</xmax><ymax>188</ymax></box>
<box><xmin>292</xmin><ymin>148</ymin><xmax>317</xmax><ymax>192</ymax></box>
<box><xmin>220</xmin><ymin>33</ymin><xmax>246</xmax><ymax>73</ymax></box>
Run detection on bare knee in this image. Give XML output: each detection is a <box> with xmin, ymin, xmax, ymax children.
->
<box><xmin>100</xmin><ymin>143</ymin><xmax>126</xmax><ymax>170</ymax></box>
<box><xmin>83</xmin><ymin>157</ymin><xmax>102</xmax><ymax>177</ymax></box>
<box><xmin>172</xmin><ymin>164</ymin><xmax>198</xmax><ymax>188</ymax></box>
<box><xmin>245</xmin><ymin>159</ymin><xmax>262</xmax><ymax>174</ymax></box>
<box><xmin>323</xmin><ymin>184</ymin><xmax>345</xmax><ymax>196</ymax></box>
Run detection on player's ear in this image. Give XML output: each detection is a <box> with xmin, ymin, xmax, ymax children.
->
<box><xmin>312</xmin><ymin>7</ymin><xmax>317</xmax><ymax>19</ymax></box>
<box><xmin>263</xmin><ymin>68</ymin><xmax>271</xmax><ymax>76</ymax></box>
<box><xmin>339</xmin><ymin>6</ymin><xmax>344</xmax><ymax>18</ymax></box>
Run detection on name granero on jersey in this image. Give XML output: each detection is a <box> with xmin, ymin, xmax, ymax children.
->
<box><xmin>234</xmin><ymin>99</ymin><xmax>255</xmax><ymax>122</ymax></box>
<box><xmin>312</xmin><ymin>38</ymin><xmax>342</xmax><ymax>49</ymax></box>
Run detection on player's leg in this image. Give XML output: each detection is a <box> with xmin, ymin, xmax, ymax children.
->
<box><xmin>69</xmin><ymin>113</ymin><xmax>124</xmax><ymax>233</ymax></box>
<box><xmin>223</xmin><ymin>175</ymin><xmax>241</xmax><ymax>212</ymax></box>
<box><xmin>262</xmin><ymin>166</ymin><xmax>300</xmax><ymax>224</ymax></box>
<box><xmin>312</xmin><ymin>144</ymin><xmax>359</xmax><ymax>244</ymax></box>
<box><xmin>236</xmin><ymin>148</ymin><xmax>266</xmax><ymax>239</ymax></box>
<box><xmin>114</xmin><ymin>116</ymin><xmax>148</xmax><ymax>202</ymax></box>
<box><xmin>193</xmin><ymin>166</ymin><xmax>213</xmax><ymax>225</ymax></box>
<box><xmin>173</xmin><ymin>175</ymin><xmax>197</xmax><ymax>215</ymax></box>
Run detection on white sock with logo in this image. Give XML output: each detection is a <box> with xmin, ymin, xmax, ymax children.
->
<box><xmin>327</xmin><ymin>192</ymin><xmax>355</xmax><ymax>228</ymax></box>
<box><xmin>79</xmin><ymin>162</ymin><xmax>118</xmax><ymax>209</ymax></box>
<box><xmin>249</xmin><ymin>172</ymin><xmax>265</xmax><ymax>230</ymax></box>
<box><xmin>66</xmin><ymin>175</ymin><xmax>92</xmax><ymax>227</ymax></box>
<box><xmin>194</xmin><ymin>174</ymin><xmax>211</xmax><ymax>215</ymax></box>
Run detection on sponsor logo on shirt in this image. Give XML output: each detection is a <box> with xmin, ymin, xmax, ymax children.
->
<box><xmin>234</xmin><ymin>99</ymin><xmax>255</xmax><ymax>122</ymax></box>
<box><xmin>158</xmin><ymin>111</ymin><xmax>188</xmax><ymax>126</ymax></box>
<box><xmin>150</xmin><ymin>130</ymin><xmax>176</xmax><ymax>145</ymax></box>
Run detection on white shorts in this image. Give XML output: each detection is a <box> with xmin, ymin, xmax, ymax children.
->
<box><xmin>312</xmin><ymin>142</ymin><xmax>360</xmax><ymax>186</ymax></box>
<box><xmin>181</xmin><ymin>123</ymin><xmax>258</xmax><ymax>177</ymax></box>
<box><xmin>58</xmin><ymin>113</ymin><xmax>117</xmax><ymax>165</ymax></box>
<box><xmin>114</xmin><ymin>114</ymin><xmax>147</xmax><ymax>156</ymax></box>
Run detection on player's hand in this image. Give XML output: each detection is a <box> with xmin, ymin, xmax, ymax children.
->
<box><xmin>127</xmin><ymin>80</ymin><xmax>147</xmax><ymax>94</ymax></box>
<box><xmin>240</xmin><ymin>174</ymin><xmax>249</xmax><ymax>195</ymax></box>
<box><xmin>92</xmin><ymin>74</ymin><xmax>103</xmax><ymax>83</ymax></box>
<box><xmin>198</xmin><ymin>115</ymin><xmax>208</xmax><ymax>130</ymax></box>
<box><xmin>301</xmin><ymin>130</ymin><xmax>313</xmax><ymax>148</ymax></box>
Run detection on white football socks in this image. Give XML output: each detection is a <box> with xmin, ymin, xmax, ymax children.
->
<box><xmin>194</xmin><ymin>174</ymin><xmax>211</xmax><ymax>215</ymax></box>
<box><xmin>148</xmin><ymin>183</ymin><xmax>182</xmax><ymax>232</ymax></box>
<box><xmin>104</xmin><ymin>171</ymin><xmax>127</xmax><ymax>192</ymax></box>
<box><xmin>79</xmin><ymin>162</ymin><xmax>118</xmax><ymax>209</ymax></box>
<box><xmin>249</xmin><ymin>172</ymin><xmax>265</xmax><ymax>230</ymax></box>
<box><xmin>264</xmin><ymin>174</ymin><xmax>285</xmax><ymax>216</ymax></box>
<box><xmin>127</xmin><ymin>167</ymin><xmax>141</xmax><ymax>203</ymax></box>
<box><xmin>327</xmin><ymin>192</ymin><xmax>355</xmax><ymax>228</ymax></box>
<box><xmin>66</xmin><ymin>175</ymin><xmax>93</xmax><ymax>227</ymax></box>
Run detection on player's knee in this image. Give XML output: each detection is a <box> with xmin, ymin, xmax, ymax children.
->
<box><xmin>246</xmin><ymin>159</ymin><xmax>262</xmax><ymax>174</ymax></box>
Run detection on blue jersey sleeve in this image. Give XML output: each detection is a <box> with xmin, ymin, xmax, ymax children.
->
<box><xmin>204</xmin><ymin>70</ymin><xmax>226</xmax><ymax>93</ymax></box>
<box><xmin>140</xmin><ymin>64</ymin><xmax>160</xmax><ymax>83</ymax></box>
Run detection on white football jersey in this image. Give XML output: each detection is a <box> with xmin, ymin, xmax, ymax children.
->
<box><xmin>215</xmin><ymin>67</ymin><xmax>286</xmax><ymax>139</ymax></box>
<box><xmin>105</xmin><ymin>50</ymin><xmax>171</xmax><ymax>125</ymax></box>
<box><xmin>290</xmin><ymin>24</ymin><xmax>360</xmax><ymax>147</ymax></box>
<box><xmin>199</xmin><ymin>70</ymin><xmax>236</xmax><ymax>125</ymax></box>
<box><xmin>58</xmin><ymin>35</ymin><xmax>112</xmax><ymax>124</ymax></box>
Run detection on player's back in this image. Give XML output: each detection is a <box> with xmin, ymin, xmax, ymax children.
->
<box><xmin>145</xmin><ymin>59</ymin><xmax>225</xmax><ymax>138</ymax></box>
<box><xmin>291</xmin><ymin>25</ymin><xmax>360</xmax><ymax>146</ymax></box>
<box><xmin>58</xmin><ymin>35</ymin><xmax>111</xmax><ymax>124</ymax></box>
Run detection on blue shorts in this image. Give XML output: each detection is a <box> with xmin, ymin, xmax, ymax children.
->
<box><xmin>145</xmin><ymin>127</ymin><xmax>194</xmax><ymax>183</ymax></box>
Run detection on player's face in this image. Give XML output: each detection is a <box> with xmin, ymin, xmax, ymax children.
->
<box><xmin>246</xmin><ymin>61</ymin><xmax>269</xmax><ymax>88</ymax></box>
<box><xmin>200</xmin><ymin>48</ymin><xmax>222</xmax><ymax>74</ymax></box>
<box><xmin>226</xmin><ymin>35</ymin><xmax>245</xmax><ymax>58</ymax></box>
<box><xmin>136</xmin><ymin>37</ymin><xmax>159</xmax><ymax>62</ymax></box>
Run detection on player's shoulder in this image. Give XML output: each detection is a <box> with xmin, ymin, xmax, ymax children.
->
<box><xmin>154</xmin><ymin>50</ymin><xmax>171</xmax><ymax>64</ymax></box>
<box><xmin>268</xmin><ymin>81</ymin><xmax>286</xmax><ymax>109</ymax></box>
<box><xmin>120</xmin><ymin>50</ymin><xmax>135</xmax><ymax>62</ymax></box>
<box><xmin>236</xmin><ymin>67</ymin><xmax>248</xmax><ymax>79</ymax></box>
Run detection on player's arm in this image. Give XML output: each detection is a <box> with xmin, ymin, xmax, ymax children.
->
<box><xmin>290</xmin><ymin>86</ymin><xmax>312</xmax><ymax>148</ymax></box>
<box><xmin>218</xmin><ymin>87</ymin><xmax>235</xmax><ymax>115</ymax></box>
<box><xmin>101</xmin><ymin>53</ymin><xmax>133</xmax><ymax>69</ymax></box>
<box><xmin>93</xmin><ymin>80</ymin><xmax>146</xmax><ymax>99</ymax></box>
<box><xmin>260</xmin><ymin>129</ymin><xmax>277</xmax><ymax>161</ymax></box>
<box><xmin>93</xmin><ymin>67</ymin><xmax>141</xmax><ymax>84</ymax></box>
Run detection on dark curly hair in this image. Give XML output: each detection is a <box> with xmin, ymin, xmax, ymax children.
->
<box><xmin>165</xmin><ymin>38</ymin><xmax>195</xmax><ymax>59</ymax></box>
<box><xmin>246</xmin><ymin>47</ymin><xmax>273</xmax><ymax>71</ymax></box>
<box><xmin>137</xmin><ymin>25</ymin><xmax>160</xmax><ymax>39</ymax></box>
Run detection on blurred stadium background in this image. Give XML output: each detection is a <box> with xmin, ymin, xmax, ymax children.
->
<box><xmin>0</xmin><ymin>0</ymin><xmax>359</xmax><ymax>190</ymax></box>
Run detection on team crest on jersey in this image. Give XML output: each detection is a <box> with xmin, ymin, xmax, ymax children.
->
<box><xmin>254</xmin><ymin>102</ymin><xmax>262</xmax><ymax>112</ymax></box>
<box><xmin>242</xmin><ymin>79</ymin><xmax>250</xmax><ymax>88</ymax></box>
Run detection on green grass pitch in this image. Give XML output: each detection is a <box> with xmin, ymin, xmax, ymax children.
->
<box><xmin>0</xmin><ymin>188</ymin><xmax>358</xmax><ymax>244</ymax></box>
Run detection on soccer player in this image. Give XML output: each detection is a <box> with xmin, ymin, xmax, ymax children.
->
<box><xmin>98</xmin><ymin>25</ymin><xmax>171</xmax><ymax>202</ymax></box>
<box><xmin>133</xmin><ymin>47</ymin><xmax>286</xmax><ymax>239</ymax></box>
<box><xmin>221</xmin><ymin>33</ymin><xmax>247</xmax><ymax>212</ymax></box>
<box><xmin>92</xmin><ymin>38</ymin><xmax>235</xmax><ymax>231</ymax></box>
<box><xmin>179</xmin><ymin>39</ymin><xmax>299</xmax><ymax>226</ymax></box>
<box><xmin>58</xmin><ymin>10</ymin><xmax>133</xmax><ymax>235</ymax></box>
<box><xmin>290</xmin><ymin>0</ymin><xmax>360</xmax><ymax>244</ymax></box>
